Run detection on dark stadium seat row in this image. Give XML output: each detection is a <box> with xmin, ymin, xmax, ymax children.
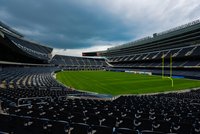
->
<box><xmin>1</xmin><ymin>92</ymin><xmax>200</xmax><ymax>133</ymax></box>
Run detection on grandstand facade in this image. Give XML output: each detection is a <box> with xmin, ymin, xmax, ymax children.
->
<box><xmin>84</xmin><ymin>19</ymin><xmax>200</xmax><ymax>79</ymax></box>
<box><xmin>0</xmin><ymin>20</ymin><xmax>200</xmax><ymax>134</ymax></box>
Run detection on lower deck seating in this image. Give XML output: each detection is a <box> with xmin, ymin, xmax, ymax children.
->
<box><xmin>1</xmin><ymin>88</ymin><xmax>200</xmax><ymax>134</ymax></box>
<box><xmin>0</xmin><ymin>66</ymin><xmax>200</xmax><ymax>133</ymax></box>
<box><xmin>0</xmin><ymin>67</ymin><xmax>64</xmax><ymax>89</ymax></box>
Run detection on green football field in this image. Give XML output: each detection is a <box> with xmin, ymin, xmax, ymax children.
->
<box><xmin>56</xmin><ymin>71</ymin><xmax>200</xmax><ymax>96</ymax></box>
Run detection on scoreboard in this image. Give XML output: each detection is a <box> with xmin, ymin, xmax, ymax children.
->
<box><xmin>82</xmin><ymin>52</ymin><xmax>102</xmax><ymax>57</ymax></box>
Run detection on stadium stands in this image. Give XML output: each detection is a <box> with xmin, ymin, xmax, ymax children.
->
<box><xmin>100</xmin><ymin>20</ymin><xmax>200</xmax><ymax>79</ymax></box>
<box><xmin>1</xmin><ymin>91</ymin><xmax>200</xmax><ymax>133</ymax></box>
<box><xmin>0</xmin><ymin>66</ymin><xmax>61</xmax><ymax>89</ymax></box>
<box><xmin>51</xmin><ymin>55</ymin><xmax>107</xmax><ymax>70</ymax></box>
<box><xmin>0</xmin><ymin>22</ymin><xmax>52</xmax><ymax>64</ymax></box>
<box><xmin>1</xmin><ymin>19</ymin><xmax>200</xmax><ymax>134</ymax></box>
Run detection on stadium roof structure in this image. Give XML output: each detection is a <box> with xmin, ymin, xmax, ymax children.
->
<box><xmin>83</xmin><ymin>19</ymin><xmax>200</xmax><ymax>57</ymax></box>
<box><xmin>108</xmin><ymin>19</ymin><xmax>200</xmax><ymax>50</ymax></box>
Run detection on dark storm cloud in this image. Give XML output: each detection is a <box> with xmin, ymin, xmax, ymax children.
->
<box><xmin>1</xmin><ymin>0</ymin><xmax>200</xmax><ymax>52</ymax></box>
<box><xmin>0</xmin><ymin>0</ymin><xmax>134</xmax><ymax>49</ymax></box>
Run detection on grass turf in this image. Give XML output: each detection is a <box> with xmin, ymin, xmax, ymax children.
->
<box><xmin>56</xmin><ymin>71</ymin><xmax>200</xmax><ymax>96</ymax></box>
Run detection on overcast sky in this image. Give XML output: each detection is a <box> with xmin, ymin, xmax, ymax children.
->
<box><xmin>1</xmin><ymin>0</ymin><xmax>200</xmax><ymax>56</ymax></box>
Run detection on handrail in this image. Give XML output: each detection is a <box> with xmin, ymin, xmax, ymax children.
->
<box><xmin>17</xmin><ymin>96</ymin><xmax>53</xmax><ymax>107</ymax></box>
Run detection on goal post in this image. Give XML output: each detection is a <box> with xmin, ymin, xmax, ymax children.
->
<box><xmin>170</xmin><ymin>53</ymin><xmax>172</xmax><ymax>78</ymax></box>
<box><xmin>162</xmin><ymin>53</ymin><xmax>174</xmax><ymax>87</ymax></box>
<box><xmin>162</xmin><ymin>52</ymin><xmax>164</xmax><ymax>79</ymax></box>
